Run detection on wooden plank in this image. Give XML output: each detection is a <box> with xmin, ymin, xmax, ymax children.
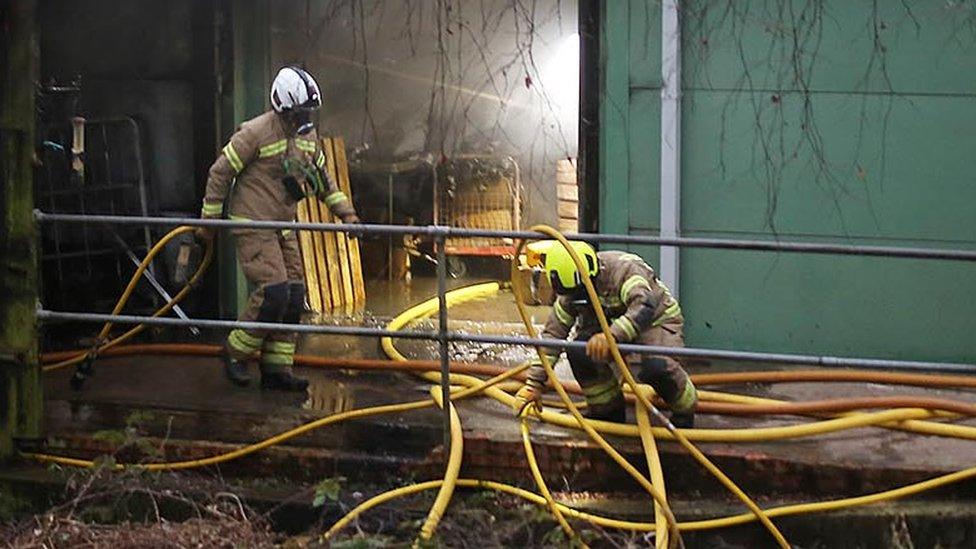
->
<box><xmin>556</xmin><ymin>158</ymin><xmax>577</xmax><ymax>184</ymax></box>
<box><xmin>306</xmin><ymin>194</ymin><xmax>334</xmax><ymax>312</ymax></box>
<box><xmin>317</xmin><ymin>197</ymin><xmax>342</xmax><ymax>311</ymax></box>
<box><xmin>321</xmin><ymin>139</ymin><xmax>344</xmax><ymax>310</ymax></box>
<box><xmin>332</xmin><ymin>136</ymin><xmax>365</xmax><ymax>309</ymax></box>
<box><xmin>558</xmin><ymin>199</ymin><xmax>579</xmax><ymax>219</ymax></box>
<box><xmin>326</xmin><ymin>138</ymin><xmax>354</xmax><ymax>314</ymax></box>
<box><xmin>557</xmin><ymin>183</ymin><xmax>578</xmax><ymax>201</ymax></box>
<box><xmin>559</xmin><ymin>218</ymin><xmax>579</xmax><ymax>233</ymax></box>
<box><xmin>295</xmin><ymin>201</ymin><xmax>323</xmax><ymax>312</ymax></box>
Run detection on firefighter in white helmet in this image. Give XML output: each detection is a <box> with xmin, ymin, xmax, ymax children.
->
<box><xmin>197</xmin><ymin>66</ymin><xmax>359</xmax><ymax>391</ymax></box>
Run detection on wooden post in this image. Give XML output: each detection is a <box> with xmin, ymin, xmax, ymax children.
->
<box><xmin>1</xmin><ymin>0</ymin><xmax>42</xmax><ymax>461</ymax></box>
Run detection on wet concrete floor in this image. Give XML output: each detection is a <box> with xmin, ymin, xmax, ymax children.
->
<box><xmin>39</xmin><ymin>277</ymin><xmax>976</xmax><ymax>500</ymax></box>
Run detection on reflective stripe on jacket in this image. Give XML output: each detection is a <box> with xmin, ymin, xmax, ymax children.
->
<box><xmin>201</xmin><ymin>111</ymin><xmax>355</xmax><ymax>222</ymax></box>
<box><xmin>541</xmin><ymin>251</ymin><xmax>683</xmax><ymax>343</ymax></box>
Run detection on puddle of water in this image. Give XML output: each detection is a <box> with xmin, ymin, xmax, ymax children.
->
<box><xmin>302</xmin><ymin>376</ymin><xmax>357</xmax><ymax>415</ymax></box>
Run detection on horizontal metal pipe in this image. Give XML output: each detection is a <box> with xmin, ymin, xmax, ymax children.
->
<box><xmin>34</xmin><ymin>211</ymin><xmax>527</xmax><ymax>239</ymax></box>
<box><xmin>453</xmin><ymin>333</ymin><xmax>976</xmax><ymax>374</ymax></box>
<box><xmin>37</xmin><ymin>309</ymin><xmax>433</xmax><ymax>341</ymax></box>
<box><xmin>34</xmin><ymin>211</ymin><xmax>976</xmax><ymax>262</ymax></box>
<box><xmin>37</xmin><ymin>309</ymin><xmax>976</xmax><ymax>374</ymax></box>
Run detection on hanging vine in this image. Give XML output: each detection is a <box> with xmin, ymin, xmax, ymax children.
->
<box><xmin>681</xmin><ymin>0</ymin><xmax>976</xmax><ymax>235</ymax></box>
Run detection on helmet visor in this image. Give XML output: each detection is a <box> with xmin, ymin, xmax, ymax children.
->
<box><xmin>549</xmin><ymin>269</ymin><xmax>583</xmax><ymax>296</ymax></box>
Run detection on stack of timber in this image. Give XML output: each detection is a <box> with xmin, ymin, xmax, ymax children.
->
<box><xmin>556</xmin><ymin>158</ymin><xmax>579</xmax><ymax>233</ymax></box>
<box><xmin>296</xmin><ymin>137</ymin><xmax>365</xmax><ymax>314</ymax></box>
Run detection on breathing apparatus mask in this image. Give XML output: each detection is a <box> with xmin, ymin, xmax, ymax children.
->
<box><xmin>287</xmin><ymin>106</ymin><xmax>317</xmax><ymax>136</ymax></box>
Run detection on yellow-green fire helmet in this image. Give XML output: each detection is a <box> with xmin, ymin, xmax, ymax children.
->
<box><xmin>544</xmin><ymin>240</ymin><xmax>598</xmax><ymax>295</ymax></box>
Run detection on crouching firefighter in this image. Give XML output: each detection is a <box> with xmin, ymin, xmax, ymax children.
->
<box><xmin>196</xmin><ymin>66</ymin><xmax>360</xmax><ymax>391</ymax></box>
<box><xmin>513</xmin><ymin>241</ymin><xmax>698</xmax><ymax>427</ymax></box>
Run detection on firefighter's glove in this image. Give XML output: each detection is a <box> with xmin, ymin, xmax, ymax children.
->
<box><xmin>586</xmin><ymin>333</ymin><xmax>612</xmax><ymax>362</ymax></box>
<box><xmin>338</xmin><ymin>214</ymin><xmax>362</xmax><ymax>241</ymax></box>
<box><xmin>194</xmin><ymin>226</ymin><xmax>216</xmax><ymax>244</ymax></box>
<box><xmin>513</xmin><ymin>378</ymin><xmax>545</xmax><ymax>417</ymax></box>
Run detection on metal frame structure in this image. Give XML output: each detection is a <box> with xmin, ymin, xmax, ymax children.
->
<box><xmin>37</xmin><ymin>117</ymin><xmax>153</xmax><ymax>310</ymax></box>
<box><xmin>34</xmin><ymin>211</ymin><xmax>976</xmax><ymax>439</ymax></box>
<box><xmin>433</xmin><ymin>155</ymin><xmax>521</xmax><ymax>259</ymax></box>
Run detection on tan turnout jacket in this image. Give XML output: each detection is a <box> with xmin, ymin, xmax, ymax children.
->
<box><xmin>542</xmin><ymin>251</ymin><xmax>682</xmax><ymax>343</ymax></box>
<box><xmin>527</xmin><ymin>251</ymin><xmax>684</xmax><ymax>384</ymax></box>
<box><xmin>201</xmin><ymin>111</ymin><xmax>355</xmax><ymax>222</ymax></box>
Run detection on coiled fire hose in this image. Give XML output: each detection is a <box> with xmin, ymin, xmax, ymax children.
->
<box><xmin>25</xmin><ymin>224</ymin><xmax>976</xmax><ymax>546</ymax></box>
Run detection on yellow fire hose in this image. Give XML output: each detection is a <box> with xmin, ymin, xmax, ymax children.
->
<box><xmin>417</xmin><ymin>387</ymin><xmax>464</xmax><ymax>545</ymax></box>
<box><xmin>315</xmin><ymin>463</ymin><xmax>976</xmax><ymax>535</ymax></box>
<box><xmin>27</xmin><ymin>362</ymin><xmax>532</xmax><ymax>472</ymax></box>
<box><xmin>521</xmin><ymin>418</ymin><xmax>582</xmax><ymax>545</ymax></box>
<box><xmin>25</xmin><ymin>225</ymin><xmax>976</xmax><ymax>546</ymax></box>
<box><xmin>335</xmin><ymin>277</ymin><xmax>976</xmax><ymax>543</ymax></box>
<box><xmin>43</xmin><ymin>226</ymin><xmax>214</xmax><ymax>373</ymax></box>
<box><xmin>39</xmin><ymin>344</ymin><xmax>976</xmax><ymax>440</ymax></box>
<box><xmin>636</xmin><ymin>385</ymin><xmax>670</xmax><ymax>548</ymax></box>
<box><xmin>30</xmin><ymin>282</ymin><xmax>976</xmax><ymax>542</ymax></box>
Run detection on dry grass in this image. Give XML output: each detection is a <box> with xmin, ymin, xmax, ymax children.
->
<box><xmin>4</xmin><ymin>515</ymin><xmax>279</xmax><ymax>548</ymax></box>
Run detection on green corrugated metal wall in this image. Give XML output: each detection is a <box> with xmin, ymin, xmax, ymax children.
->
<box><xmin>599</xmin><ymin>0</ymin><xmax>976</xmax><ymax>362</ymax></box>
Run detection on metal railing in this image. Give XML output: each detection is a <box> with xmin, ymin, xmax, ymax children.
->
<box><xmin>35</xmin><ymin>309</ymin><xmax>976</xmax><ymax>374</ymax></box>
<box><xmin>34</xmin><ymin>211</ymin><xmax>976</xmax><ymax>442</ymax></box>
<box><xmin>34</xmin><ymin>211</ymin><xmax>976</xmax><ymax>262</ymax></box>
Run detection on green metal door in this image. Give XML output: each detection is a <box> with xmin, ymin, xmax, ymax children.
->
<box><xmin>598</xmin><ymin>0</ymin><xmax>976</xmax><ymax>362</ymax></box>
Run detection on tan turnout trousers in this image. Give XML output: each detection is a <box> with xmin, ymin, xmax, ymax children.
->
<box><xmin>224</xmin><ymin>229</ymin><xmax>305</xmax><ymax>373</ymax></box>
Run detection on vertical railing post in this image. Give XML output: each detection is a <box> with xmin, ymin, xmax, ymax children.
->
<box><xmin>434</xmin><ymin>230</ymin><xmax>451</xmax><ymax>458</ymax></box>
<box><xmin>659</xmin><ymin>0</ymin><xmax>682</xmax><ymax>297</ymax></box>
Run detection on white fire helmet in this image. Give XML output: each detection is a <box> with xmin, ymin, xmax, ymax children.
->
<box><xmin>270</xmin><ymin>66</ymin><xmax>322</xmax><ymax>134</ymax></box>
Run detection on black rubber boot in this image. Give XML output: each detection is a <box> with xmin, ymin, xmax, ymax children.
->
<box><xmin>223</xmin><ymin>352</ymin><xmax>251</xmax><ymax>387</ymax></box>
<box><xmin>261</xmin><ymin>371</ymin><xmax>309</xmax><ymax>392</ymax></box>
<box><xmin>670</xmin><ymin>412</ymin><xmax>695</xmax><ymax>429</ymax></box>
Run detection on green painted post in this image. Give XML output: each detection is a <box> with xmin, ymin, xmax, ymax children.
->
<box><xmin>598</xmin><ymin>0</ymin><xmax>631</xmax><ymax>237</ymax></box>
<box><xmin>0</xmin><ymin>0</ymin><xmax>42</xmax><ymax>461</ymax></box>
<box><xmin>218</xmin><ymin>0</ymin><xmax>271</xmax><ymax>318</ymax></box>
